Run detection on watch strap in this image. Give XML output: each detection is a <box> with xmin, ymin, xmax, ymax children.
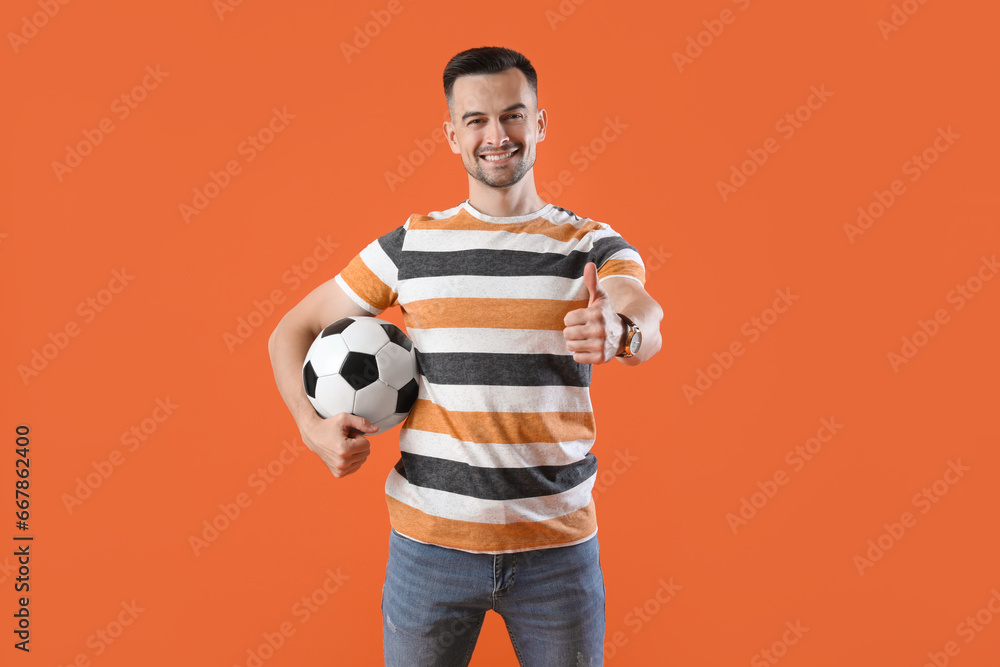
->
<box><xmin>616</xmin><ymin>314</ymin><xmax>638</xmax><ymax>358</ymax></box>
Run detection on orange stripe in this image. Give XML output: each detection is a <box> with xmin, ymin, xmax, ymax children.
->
<box><xmin>599</xmin><ymin>258</ymin><xmax>645</xmax><ymax>285</ymax></box>
<box><xmin>401</xmin><ymin>297</ymin><xmax>587</xmax><ymax>331</ymax></box>
<box><xmin>386</xmin><ymin>495</ymin><xmax>597</xmax><ymax>552</ymax></box>
<box><xmin>406</xmin><ymin>399</ymin><xmax>594</xmax><ymax>444</ymax></box>
<box><xmin>340</xmin><ymin>258</ymin><xmax>397</xmax><ymax>310</ymax></box>
<box><xmin>408</xmin><ymin>210</ymin><xmax>605</xmax><ymax>244</ymax></box>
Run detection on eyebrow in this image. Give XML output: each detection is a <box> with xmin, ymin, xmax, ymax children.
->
<box><xmin>461</xmin><ymin>103</ymin><xmax>529</xmax><ymax>122</ymax></box>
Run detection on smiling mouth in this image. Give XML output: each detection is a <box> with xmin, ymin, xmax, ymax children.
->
<box><xmin>480</xmin><ymin>148</ymin><xmax>518</xmax><ymax>162</ymax></box>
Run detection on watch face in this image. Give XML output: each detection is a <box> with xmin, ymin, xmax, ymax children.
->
<box><xmin>631</xmin><ymin>330</ymin><xmax>642</xmax><ymax>355</ymax></box>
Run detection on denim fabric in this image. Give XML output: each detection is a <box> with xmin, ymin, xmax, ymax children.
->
<box><xmin>382</xmin><ymin>528</ymin><xmax>606</xmax><ymax>666</ymax></box>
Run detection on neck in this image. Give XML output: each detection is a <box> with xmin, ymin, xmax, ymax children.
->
<box><xmin>467</xmin><ymin>176</ymin><xmax>547</xmax><ymax>217</ymax></box>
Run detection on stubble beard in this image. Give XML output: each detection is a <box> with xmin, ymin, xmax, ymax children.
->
<box><xmin>466</xmin><ymin>144</ymin><xmax>535</xmax><ymax>189</ymax></box>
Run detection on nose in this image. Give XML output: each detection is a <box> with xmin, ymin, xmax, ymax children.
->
<box><xmin>482</xmin><ymin>118</ymin><xmax>510</xmax><ymax>150</ymax></box>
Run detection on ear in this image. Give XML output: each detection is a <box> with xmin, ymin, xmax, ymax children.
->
<box><xmin>443</xmin><ymin>118</ymin><xmax>460</xmax><ymax>154</ymax></box>
<box><xmin>536</xmin><ymin>107</ymin><xmax>547</xmax><ymax>143</ymax></box>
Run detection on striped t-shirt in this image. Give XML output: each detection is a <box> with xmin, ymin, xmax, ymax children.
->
<box><xmin>334</xmin><ymin>199</ymin><xmax>645</xmax><ymax>554</ymax></box>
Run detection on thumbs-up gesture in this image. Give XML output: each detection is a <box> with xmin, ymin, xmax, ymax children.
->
<box><xmin>563</xmin><ymin>262</ymin><xmax>624</xmax><ymax>364</ymax></box>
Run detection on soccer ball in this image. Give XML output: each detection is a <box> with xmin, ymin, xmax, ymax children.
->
<box><xmin>302</xmin><ymin>316</ymin><xmax>419</xmax><ymax>431</ymax></box>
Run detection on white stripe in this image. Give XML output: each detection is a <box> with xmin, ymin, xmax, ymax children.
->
<box><xmin>600</xmin><ymin>274</ymin><xmax>644</xmax><ymax>287</ymax></box>
<box><xmin>385</xmin><ymin>467</ymin><xmax>595</xmax><ymax>524</ymax></box>
<box><xmin>590</xmin><ymin>226</ymin><xmax>623</xmax><ymax>243</ymax></box>
<box><xmin>419</xmin><ymin>382</ymin><xmax>591</xmax><ymax>413</ymax></box>
<box><xmin>396</xmin><ymin>527</ymin><xmax>598</xmax><ymax>555</ymax></box>
<box><xmin>334</xmin><ymin>275</ymin><xmax>382</xmax><ymax>315</ymax></box>
<box><xmin>539</xmin><ymin>206</ymin><xmax>589</xmax><ymax>228</ymax></box>
<box><xmin>604</xmin><ymin>247</ymin><xmax>645</xmax><ymax>267</ymax></box>
<box><xmin>358</xmin><ymin>239</ymin><xmax>398</xmax><ymax>289</ymax></box>
<box><xmin>399</xmin><ymin>274</ymin><xmax>584</xmax><ymax>302</ymax></box>
<box><xmin>408</xmin><ymin>327</ymin><xmax>572</xmax><ymax>355</ymax></box>
<box><xmin>404</xmin><ymin>228</ymin><xmax>588</xmax><ymax>255</ymax></box>
<box><xmin>424</xmin><ymin>203</ymin><xmax>465</xmax><ymax>220</ymax></box>
<box><xmin>399</xmin><ymin>429</ymin><xmax>593</xmax><ymax>468</ymax></box>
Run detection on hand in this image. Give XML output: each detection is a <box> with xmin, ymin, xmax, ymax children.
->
<box><xmin>300</xmin><ymin>412</ymin><xmax>379</xmax><ymax>478</ymax></box>
<box><xmin>562</xmin><ymin>262</ymin><xmax>624</xmax><ymax>364</ymax></box>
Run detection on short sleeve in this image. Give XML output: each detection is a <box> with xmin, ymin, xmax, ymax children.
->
<box><xmin>334</xmin><ymin>223</ymin><xmax>407</xmax><ymax>314</ymax></box>
<box><xmin>590</xmin><ymin>223</ymin><xmax>646</xmax><ymax>286</ymax></box>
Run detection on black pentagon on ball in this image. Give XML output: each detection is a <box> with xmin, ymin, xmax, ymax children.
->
<box><xmin>340</xmin><ymin>351</ymin><xmax>379</xmax><ymax>390</ymax></box>
<box><xmin>395</xmin><ymin>378</ymin><xmax>418</xmax><ymax>413</ymax></box>
<box><xmin>302</xmin><ymin>361</ymin><xmax>318</xmax><ymax>398</ymax></box>
<box><xmin>321</xmin><ymin>318</ymin><xmax>354</xmax><ymax>338</ymax></box>
<box><xmin>380</xmin><ymin>323</ymin><xmax>412</xmax><ymax>351</ymax></box>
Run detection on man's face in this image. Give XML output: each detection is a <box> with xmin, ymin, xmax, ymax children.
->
<box><xmin>445</xmin><ymin>69</ymin><xmax>546</xmax><ymax>189</ymax></box>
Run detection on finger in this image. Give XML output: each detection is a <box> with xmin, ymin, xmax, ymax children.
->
<box><xmin>324</xmin><ymin>445</ymin><xmax>368</xmax><ymax>473</ymax></box>
<box><xmin>563</xmin><ymin>307</ymin><xmax>590</xmax><ymax>328</ymax></box>
<box><xmin>564</xmin><ymin>338</ymin><xmax>602</xmax><ymax>353</ymax></box>
<box><xmin>343</xmin><ymin>413</ymin><xmax>379</xmax><ymax>434</ymax></box>
<box><xmin>562</xmin><ymin>322</ymin><xmax>593</xmax><ymax>340</ymax></box>
<box><xmin>584</xmin><ymin>262</ymin><xmax>606</xmax><ymax>307</ymax></box>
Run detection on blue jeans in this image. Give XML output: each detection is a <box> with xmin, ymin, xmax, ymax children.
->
<box><xmin>381</xmin><ymin>527</ymin><xmax>606</xmax><ymax>666</ymax></box>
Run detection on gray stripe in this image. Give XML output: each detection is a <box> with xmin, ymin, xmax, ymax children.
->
<box><xmin>415</xmin><ymin>351</ymin><xmax>591</xmax><ymax>388</ymax></box>
<box><xmin>394</xmin><ymin>452</ymin><xmax>597</xmax><ymax>500</ymax></box>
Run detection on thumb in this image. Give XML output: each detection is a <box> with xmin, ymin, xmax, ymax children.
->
<box><xmin>584</xmin><ymin>262</ymin><xmax>606</xmax><ymax>307</ymax></box>
<box><xmin>345</xmin><ymin>413</ymin><xmax>379</xmax><ymax>434</ymax></box>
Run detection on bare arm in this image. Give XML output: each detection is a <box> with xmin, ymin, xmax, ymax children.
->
<box><xmin>267</xmin><ymin>276</ymin><xmax>380</xmax><ymax>477</ymax></box>
<box><xmin>602</xmin><ymin>275</ymin><xmax>663</xmax><ymax>367</ymax></box>
<box><xmin>563</xmin><ymin>262</ymin><xmax>663</xmax><ymax>367</ymax></box>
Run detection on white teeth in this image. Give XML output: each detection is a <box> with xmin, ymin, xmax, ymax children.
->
<box><xmin>482</xmin><ymin>150</ymin><xmax>515</xmax><ymax>161</ymax></box>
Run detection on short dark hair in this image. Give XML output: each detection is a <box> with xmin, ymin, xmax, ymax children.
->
<box><xmin>443</xmin><ymin>46</ymin><xmax>538</xmax><ymax>113</ymax></box>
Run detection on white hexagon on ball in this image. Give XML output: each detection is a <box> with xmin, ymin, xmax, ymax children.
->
<box><xmin>311</xmin><ymin>374</ymin><xmax>355</xmax><ymax>419</ymax></box>
<box><xmin>354</xmin><ymin>381</ymin><xmax>397</xmax><ymax>425</ymax></box>
<box><xmin>340</xmin><ymin>316</ymin><xmax>390</xmax><ymax>355</ymax></box>
<box><xmin>306</xmin><ymin>335</ymin><xmax>350</xmax><ymax>378</ymax></box>
<box><xmin>376</xmin><ymin>343</ymin><xmax>418</xmax><ymax>390</ymax></box>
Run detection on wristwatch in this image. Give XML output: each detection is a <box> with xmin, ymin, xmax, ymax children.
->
<box><xmin>616</xmin><ymin>314</ymin><xmax>642</xmax><ymax>358</ymax></box>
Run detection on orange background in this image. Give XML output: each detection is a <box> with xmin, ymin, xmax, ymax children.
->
<box><xmin>3</xmin><ymin>0</ymin><xmax>999</xmax><ymax>665</ymax></box>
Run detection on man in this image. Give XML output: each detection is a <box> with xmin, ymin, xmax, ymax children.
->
<box><xmin>268</xmin><ymin>46</ymin><xmax>662</xmax><ymax>666</ymax></box>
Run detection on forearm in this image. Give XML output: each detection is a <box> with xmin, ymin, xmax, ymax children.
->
<box><xmin>267</xmin><ymin>316</ymin><xmax>323</xmax><ymax>429</ymax></box>
<box><xmin>615</xmin><ymin>293</ymin><xmax>663</xmax><ymax>367</ymax></box>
